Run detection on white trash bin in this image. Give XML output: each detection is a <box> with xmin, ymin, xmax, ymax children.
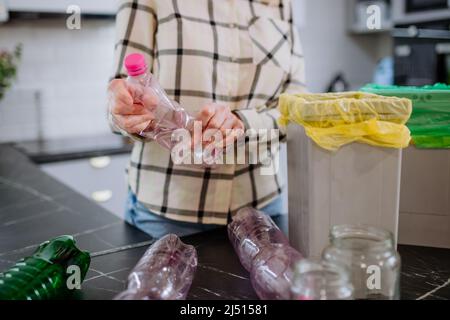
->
<box><xmin>287</xmin><ymin>124</ymin><xmax>402</xmax><ymax>258</ymax></box>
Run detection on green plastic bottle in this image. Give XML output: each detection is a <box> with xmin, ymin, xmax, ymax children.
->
<box><xmin>0</xmin><ymin>235</ymin><xmax>90</xmax><ymax>300</ymax></box>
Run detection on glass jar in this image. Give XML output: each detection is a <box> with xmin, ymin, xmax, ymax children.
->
<box><xmin>322</xmin><ymin>225</ymin><xmax>401</xmax><ymax>300</ymax></box>
<box><xmin>291</xmin><ymin>259</ymin><xmax>354</xmax><ymax>300</ymax></box>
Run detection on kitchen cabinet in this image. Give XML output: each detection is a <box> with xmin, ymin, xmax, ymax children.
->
<box><xmin>40</xmin><ymin>154</ymin><xmax>129</xmax><ymax>219</ymax></box>
<box><xmin>347</xmin><ymin>0</ymin><xmax>393</xmax><ymax>35</ymax></box>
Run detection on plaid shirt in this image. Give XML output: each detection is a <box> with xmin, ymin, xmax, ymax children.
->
<box><xmin>111</xmin><ymin>0</ymin><xmax>306</xmax><ymax>225</ymax></box>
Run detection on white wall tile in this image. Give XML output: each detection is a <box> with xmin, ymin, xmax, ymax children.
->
<box><xmin>0</xmin><ymin>18</ymin><xmax>115</xmax><ymax>142</ymax></box>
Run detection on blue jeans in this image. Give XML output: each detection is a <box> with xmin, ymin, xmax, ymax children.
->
<box><xmin>124</xmin><ymin>189</ymin><xmax>285</xmax><ymax>239</ymax></box>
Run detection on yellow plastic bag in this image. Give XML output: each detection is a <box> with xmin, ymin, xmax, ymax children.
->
<box><xmin>278</xmin><ymin>92</ymin><xmax>413</xmax><ymax>151</ymax></box>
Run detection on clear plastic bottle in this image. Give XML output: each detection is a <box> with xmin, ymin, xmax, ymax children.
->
<box><xmin>114</xmin><ymin>234</ymin><xmax>197</xmax><ymax>300</ymax></box>
<box><xmin>123</xmin><ymin>53</ymin><xmax>211</xmax><ymax>164</ymax></box>
<box><xmin>228</xmin><ymin>208</ymin><xmax>303</xmax><ymax>300</ymax></box>
<box><xmin>250</xmin><ymin>243</ymin><xmax>303</xmax><ymax>300</ymax></box>
<box><xmin>291</xmin><ymin>259</ymin><xmax>354</xmax><ymax>300</ymax></box>
<box><xmin>228</xmin><ymin>207</ymin><xmax>291</xmax><ymax>272</ymax></box>
<box><xmin>322</xmin><ymin>225</ymin><xmax>401</xmax><ymax>300</ymax></box>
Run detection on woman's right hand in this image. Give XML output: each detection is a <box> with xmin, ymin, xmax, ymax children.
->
<box><xmin>108</xmin><ymin>79</ymin><xmax>157</xmax><ymax>135</ymax></box>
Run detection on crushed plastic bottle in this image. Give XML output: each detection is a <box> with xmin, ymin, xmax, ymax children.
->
<box><xmin>124</xmin><ymin>53</ymin><xmax>194</xmax><ymax>147</ymax></box>
<box><xmin>122</xmin><ymin>53</ymin><xmax>217</xmax><ymax>164</ymax></box>
<box><xmin>114</xmin><ymin>234</ymin><xmax>197</xmax><ymax>300</ymax></box>
<box><xmin>228</xmin><ymin>208</ymin><xmax>303</xmax><ymax>300</ymax></box>
<box><xmin>228</xmin><ymin>207</ymin><xmax>291</xmax><ymax>272</ymax></box>
<box><xmin>0</xmin><ymin>235</ymin><xmax>91</xmax><ymax>300</ymax></box>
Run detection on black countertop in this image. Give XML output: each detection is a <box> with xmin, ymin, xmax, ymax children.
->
<box><xmin>0</xmin><ymin>143</ymin><xmax>449</xmax><ymax>300</ymax></box>
<box><xmin>14</xmin><ymin>134</ymin><xmax>133</xmax><ymax>164</ymax></box>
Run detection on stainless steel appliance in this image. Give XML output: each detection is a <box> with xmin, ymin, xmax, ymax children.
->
<box><xmin>393</xmin><ymin>0</ymin><xmax>450</xmax><ymax>24</ymax></box>
<box><xmin>393</xmin><ymin>27</ymin><xmax>450</xmax><ymax>85</ymax></box>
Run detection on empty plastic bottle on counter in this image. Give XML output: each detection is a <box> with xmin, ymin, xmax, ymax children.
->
<box><xmin>228</xmin><ymin>208</ymin><xmax>303</xmax><ymax>300</ymax></box>
<box><xmin>114</xmin><ymin>234</ymin><xmax>197</xmax><ymax>300</ymax></box>
<box><xmin>0</xmin><ymin>235</ymin><xmax>91</xmax><ymax>300</ymax></box>
<box><xmin>123</xmin><ymin>53</ymin><xmax>214</xmax><ymax>164</ymax></box>
<box><xmin>228</xmin><ymin>207</ymin><xmax>291</xmax><ymax>271</ymax></box>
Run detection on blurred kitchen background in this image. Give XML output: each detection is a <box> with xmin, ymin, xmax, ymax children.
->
<box><xmin>0</xmin><ymin>0</ymin><xmax>449</xmax><ymax>248</ymax></box>
<box><xmin>5</xmin><ymin>0</ymin><xmax>450</xmax><ymax>141</ymax></box>
<box><xmin>3</xmin><ymin>0</ymin><xmax>438</xmax><ymax>141</ymax></box>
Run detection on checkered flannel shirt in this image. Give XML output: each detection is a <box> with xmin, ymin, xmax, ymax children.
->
<box><xmin>111</xmin><ymin>0</ymin><xmax>306</xmax><ymax>225</ymax></box>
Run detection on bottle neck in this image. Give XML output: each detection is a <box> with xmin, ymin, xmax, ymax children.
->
<box><xmin>128</xmin><ymin>72</ymin><xmax>151</xmax><ymax>84</ymax></box>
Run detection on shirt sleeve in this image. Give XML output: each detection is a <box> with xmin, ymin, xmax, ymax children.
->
<box><xmin>233</xmin><ymin>16</ymin><xmax>306</xmax><ymax>140</ymax></box>
<box><xmin>112</xmin><ymin>0</ymin><xmax>157</xmax><ymax>79</ymax></box>
<box><xmin>109</xmin><ymin>0</ymin><xmax>157</xmax><ymax>140</ymax></box>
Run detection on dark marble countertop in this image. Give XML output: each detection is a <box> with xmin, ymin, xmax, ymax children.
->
<box><xmin>0</xmin><ymin>143</ymin><xmax>449</xmax><ymax>300</ymax></box>
<box><xmin>13</xmin><ymin>134</ymin><xmax>133</xmax><ymax>164</ymax></box>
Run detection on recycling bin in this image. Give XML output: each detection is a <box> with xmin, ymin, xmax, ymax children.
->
<box><xmin>361</xmin><ymin>84</ymin><xmax>450</xmax><ymax>248</ymax></box>
<box><xmin>280</xmin><ymin>92</ymin><xmax>412</xmax><ymax>258</ymax></box>
<box><xmin>286</xmin><ymin>125</ymin><xmax>403</xmax><ymax>258</ymax></box>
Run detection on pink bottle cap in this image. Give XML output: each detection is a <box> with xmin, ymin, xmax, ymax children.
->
<box><xmin>124</xmin><ymin>53</ymin><xmax>148</xmax><ymax>76</ymax></box>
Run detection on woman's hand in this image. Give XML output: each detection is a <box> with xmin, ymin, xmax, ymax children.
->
<box><xmin>108</xmin><ymin>79</ymin><xmax>157</xmax><ymax>134</ymax></box>
<box><xmin>195</xmin><ymin>103</ymin><xmax>245</xmax><ymax>148</ymax></box>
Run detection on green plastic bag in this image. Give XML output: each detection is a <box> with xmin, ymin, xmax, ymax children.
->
<box><xmin>361</xmin><ymin>83</ymin><xmax>450</xmax><ymax>149</ymax></box>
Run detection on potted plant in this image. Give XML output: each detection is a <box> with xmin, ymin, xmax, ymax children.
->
<box><xmin>0</xmin><ymin>44</ymin><xmax>21</xmax><ymax>101</ymax></box>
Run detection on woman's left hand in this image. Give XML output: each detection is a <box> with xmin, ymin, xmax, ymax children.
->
<box><xmin>195</xmin><ymin>103</ymin><xmax>245</xmax><ymax>148</ymax></box>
